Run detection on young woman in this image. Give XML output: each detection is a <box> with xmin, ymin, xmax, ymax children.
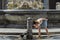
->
<box><xmin>33</xmin><ymin>18</ymin><xmax>49</xmax><ymax>38</ymax></box>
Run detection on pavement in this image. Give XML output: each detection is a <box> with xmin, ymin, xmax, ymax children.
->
<box><xmin>0</xmin><ymin>28</ymin><xmax>59</xmax><ymax>40</ymax></box>
<box><xmin>0</xmin><ymin>28</ymin><xmax>59</xmax><ymax>34</ymax></box>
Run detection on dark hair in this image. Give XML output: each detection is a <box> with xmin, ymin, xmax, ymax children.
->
<box><xmin>33</xmin><ymin>20</ymin><xmax>39</xmax><ymax>24</ymax></box>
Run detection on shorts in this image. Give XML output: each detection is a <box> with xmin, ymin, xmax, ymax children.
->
<box><xmin>40</xmin><ymin>20</ymin><xmax>47</xmax><ymax>28</ymax></box>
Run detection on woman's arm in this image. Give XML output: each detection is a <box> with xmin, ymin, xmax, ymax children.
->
<box><xmin>40</xmin><ymin>18</ymin><xmax>48</xmax><ymax>20</ymax></box>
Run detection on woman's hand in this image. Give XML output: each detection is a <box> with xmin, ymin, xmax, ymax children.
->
<box><xmin>33</xmin><ymin>24</ymin><xmax>39</xmax><ymax>29</ymax></box>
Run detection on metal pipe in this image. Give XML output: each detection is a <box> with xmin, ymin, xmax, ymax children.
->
<box><xmin>26</xmin><ymin>17</ymin><xmax>33</xmax><ymax>39</ymax></box>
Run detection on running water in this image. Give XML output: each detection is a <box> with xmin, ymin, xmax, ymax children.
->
<box><xmin>0</xmin><ymin>35</ymin><xmax>21</xmax><ymax>40</ymax></box>
<box><xmin>0</xmin><ymin>35</ymin><xmax>60</xmax><ymax>40</ymax></box>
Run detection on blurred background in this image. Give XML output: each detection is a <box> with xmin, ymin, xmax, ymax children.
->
<box><xmin>0</xmin><ymin>0</ymin><xmax>60</xmax><ymax>29</ymax></box>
